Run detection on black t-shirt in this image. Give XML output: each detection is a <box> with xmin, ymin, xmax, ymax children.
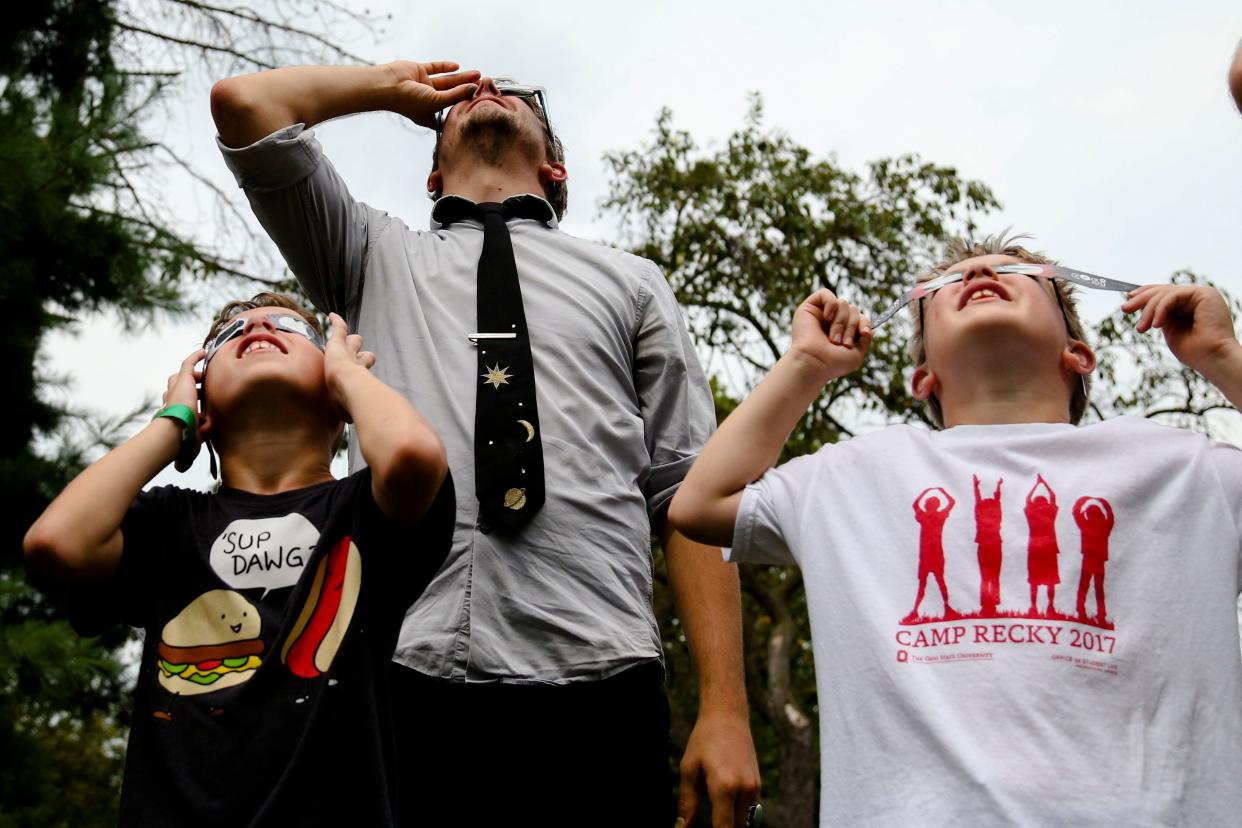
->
<box><xmin>76</xmin><ymin>469</ymin><xmax>454</xmax><ymax>827</ymax></box>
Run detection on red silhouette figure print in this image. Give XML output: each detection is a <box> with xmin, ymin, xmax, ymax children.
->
<box><xmin>1024</xmin><ymin>475</ymin><xmax>1061</xmax><ymax>616</ymax></box>
<box><xmin>903</xmin><ymin>487</ymin><xmax>959</xmax><ymax>624</ymax></box>
<box><xmin>973</xmin><ymin>475</ymin><xmax>1003</xmax><ymax>616</ymax></box>
<box><xmin>1073</xmin><ymin>496</ymin><xmax>1114</xmax><ymax>625</ymax></box>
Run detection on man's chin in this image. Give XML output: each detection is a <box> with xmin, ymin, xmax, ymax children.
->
<box><xmin>454</xmin><ymin>109</ymin><xmax>541</xmax><ymax>167</ymax></box>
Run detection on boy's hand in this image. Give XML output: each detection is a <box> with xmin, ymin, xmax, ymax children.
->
<box><xmin>162</xmin><ymin>349</ymin><xmax>206</xmax><ymax>470</ymax></box>
<box><xmin>1123</xmin><ymin>284</ymin><xmax>1240</xmax><ymax>374</ymax></box>
<box><xmin>788</xmin><ymin>288</ymin><xmax>873</xmax><ymax>380</ymax></box>
<box><xmin>383</xmin><ymin>60</ymin><xmax>479</xmax><ymax>129</ymax></box>
<box><xmin>323</xmin><ymin>312</ymin><xmax>377</xmax><ymax>422</ymax></box>
<box><xmin>162</xmin><ymin>349</ymin><xmax>206</xmax><ymax>412</ymax></box>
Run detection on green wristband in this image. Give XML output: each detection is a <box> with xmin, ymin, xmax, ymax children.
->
<box><xmin>154</xmin><ymin>404</ymin><xmax>198</xmax><ymax>468</ymax></box>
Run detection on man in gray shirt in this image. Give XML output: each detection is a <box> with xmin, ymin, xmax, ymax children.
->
<box><xmin>211</xmin><ymin>61</ymin><xmax>760</xmax><ymax>826</ymax></box>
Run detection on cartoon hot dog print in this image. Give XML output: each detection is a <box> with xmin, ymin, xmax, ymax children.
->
<box><xmin>281</xmin><ymin>535</ymin><xmax>361</xmax><ymax>679</ymax></box>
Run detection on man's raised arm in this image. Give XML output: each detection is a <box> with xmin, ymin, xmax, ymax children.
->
<box><xmin>209</xmin><ymin>61</ymin><xmax>477</xmax><ymax>316</ymax></box>
<box><xmin>211</xmin><ymin>61</ymin><xmax>479</xmax><ymax>149</ymax></box>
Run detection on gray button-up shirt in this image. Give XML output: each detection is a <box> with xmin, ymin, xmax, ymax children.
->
<box><xmin>219</xmin><ymin>125</ymin><xmax>715</xmax><ymax>683</ymax></box>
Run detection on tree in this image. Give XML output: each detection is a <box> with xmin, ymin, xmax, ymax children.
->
<box><xmin>2</xmin><ymin>1</ymin><xmax>374</xmax><ymax>820</ymax></box>
<box><xmin>602</xmin><ymin>97</ymin><xmax>1237</xmax><ymax>826</ymax></box>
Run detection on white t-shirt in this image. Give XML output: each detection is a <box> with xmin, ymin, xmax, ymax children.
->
<box><xmin>732</xmin><ymin>416</ymin><xmax>1242</xmax><ymax>826</ymax></box>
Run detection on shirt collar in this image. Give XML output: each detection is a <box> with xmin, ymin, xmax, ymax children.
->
<box><xmin>430</xmin><ymin>193</ymin><xmax>558</xmax><ymax>231</ymax></box>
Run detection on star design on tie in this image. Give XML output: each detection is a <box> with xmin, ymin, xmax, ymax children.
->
<box><xmin>481</xmin><ymin>363</ymin><xmax>513</xmax><ymax>390</ymax></box>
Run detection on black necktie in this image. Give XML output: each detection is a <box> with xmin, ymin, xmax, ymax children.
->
<box><xmin>435</xmin><ymin>196</ymin><xmax>551</xmax><ymax>530</ymax></box>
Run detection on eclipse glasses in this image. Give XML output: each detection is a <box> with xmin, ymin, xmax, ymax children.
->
<box><xmin>204</xmin><ymin>313</ymin><xmax>325</xmax><ymax>365</ymax></box>
<box><xmin>434</xmin><ymin>79</ymin><xmax>556</xmax><ymax>147</ymax></box>
<box><xmin>870</xmin><ymin>263</ymin><xmax>1141</xmax><ymax>328</ymax></box>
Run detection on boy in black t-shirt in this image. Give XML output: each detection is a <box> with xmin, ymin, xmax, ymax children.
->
<box><xmin>25</xmin><ymin>293</ymin><xmax>453</xmax><ymax>826</ymax></box>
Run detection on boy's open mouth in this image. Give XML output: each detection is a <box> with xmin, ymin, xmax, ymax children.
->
<box><xmin>959</xmin><ymin>279</ymin><xmax>1010</xmax><ymax>309</ymax></box>
<box><xmin>238</xmin><ymin>333</ymin><xmax>287</xmax><ymax>357</ymax></box>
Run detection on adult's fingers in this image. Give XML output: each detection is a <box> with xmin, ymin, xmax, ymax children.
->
<box><xmin>418</xmin><ymin>60</ymin><xmax>463</xmax><ymax>76</ymax></box>
<box><xmin>430</xmin><ymin>85</ymin><xmax>478</xmax><ymax>110</ymax></box>
<box><xmin>430</xmin><ymin>69</ymin><xmax>481</xmax><ymax>90</ymax></box>
<box><xmin>345</xmin><ymin>333</ymin><xmax>365</xmax><ymax>356</ymax></box>
<box><xmin>708</xmin><ymin>780</ymin><xmax>738</xmax><ymax>828</ymax></box>
<box><xmin>677</xmin><ymin>764</ymin><xmax>701</xmax><ymax>828</ymax></box>
<box><xmin>733</xmin><ymin>798</ymin><xmax>752</xmax><ymax>828</ymax></box>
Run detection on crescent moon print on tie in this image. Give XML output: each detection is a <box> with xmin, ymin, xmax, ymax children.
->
<box><xmin>517</xmin><ymin>420</ymin><xmax>535</xmax><ymax>442</ymax></box>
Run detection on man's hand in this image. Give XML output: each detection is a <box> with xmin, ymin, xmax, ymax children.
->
<box><xmin>323</xmin><ymin>312</ymin><xmax>376</xmax><ymax>422</ymax></box>
<box><xmin>1122</xmin><ymin>284</ymin><xmax>1240</xmax><ymax>375</ymax></box>
<box><xmin>789</xmin><ymin>288</ymin><xmax>873</xmax><ymax>381</ymax></box>
<box><xmin>678</xmin><ymin>711</ymin><xmax>762</xmax><ymax>827</ymax></box>
<box><xmin>384</xmin><ymin>60</ymin><xmax>480</xmax><ymax>129</ymax></box>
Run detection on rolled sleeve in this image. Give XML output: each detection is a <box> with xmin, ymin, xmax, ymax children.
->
<box><xmin>217</xmin><ymin>124</ymin><xmax>321</xmax><ymax>192</ymax></box>
<box><xmin>217</xmin><ymin>124</ymin><xmax>385</xmax><ymax>317</ymax></box>
<box><xmin>632</xmin><ymin>262</ymin><xmax>716</xmax><ymax>521</ymax></box>
<box><xmin>729</xmin><ymin>478</ymin><xmax>798</xmax><ymax>566</ymax></box>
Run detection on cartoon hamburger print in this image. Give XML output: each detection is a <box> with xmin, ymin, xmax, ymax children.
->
<box><xmin>157</xmin><ymin>590</ymin><xmax>264</xmax><ymax>696</ymax></box>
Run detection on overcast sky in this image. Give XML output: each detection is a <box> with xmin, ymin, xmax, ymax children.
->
<box><xmin>44</xmin><ymin>0</ymin><xmax>1242</xmax><ymax>487</ymax></box>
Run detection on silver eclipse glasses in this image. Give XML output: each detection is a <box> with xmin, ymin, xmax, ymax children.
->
<box><xmin>870</xmin><ymin>264</ymin><xmax>1141</xmax><ymax>328</ymax></box>
<box><xmin>204</xmin><ymin>313</ymin><xmax>325</xmax><ymax>365</ymax></box>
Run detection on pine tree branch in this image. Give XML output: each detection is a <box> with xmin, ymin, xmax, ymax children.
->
<box><xmin>111</xmin><ymin>20</ymin><xmax>276</xmax><ymax>70</ymax></box>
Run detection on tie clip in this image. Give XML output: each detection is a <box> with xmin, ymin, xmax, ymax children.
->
<box><xmin>467</xmin><ymin>332</ymin><xmax>517</xmax><ymax>347</ymax></box>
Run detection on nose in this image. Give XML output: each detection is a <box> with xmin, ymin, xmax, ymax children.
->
<box><xmin>962</xmin><ymin>263</ymin><xmax>998</xmax><ymax>283</ymax></box>
<box><xmin>242</xmin><ymin>315</ymin><xmax>275</xmax><ymax>334</ymax></box>
<box><xmin>473</xmin><ymin>76</ymin><xmax>500</xmax><ymax>98</ymax></box>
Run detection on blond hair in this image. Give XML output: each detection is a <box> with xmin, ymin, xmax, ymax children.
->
<box><xmin>908</xmin><ymin>232</ymin><xmax>1090</xmax><ymax>428</ymax></box>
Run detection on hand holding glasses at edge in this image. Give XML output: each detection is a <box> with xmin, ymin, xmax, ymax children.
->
<box><xmin>790</xmin><ymin>289</ymin><xmax>874</xmax><ymax>380</ymax></box>
<box><xmin>383</xmin><ymin>60</ymin><xmax>481</xmax><ymax>129</ymax></box>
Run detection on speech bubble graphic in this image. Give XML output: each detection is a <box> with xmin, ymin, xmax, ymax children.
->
<box><xmin>209</xmin><ymin>513</ymin><xmax>319</xmax><ymax>598</ymax></box>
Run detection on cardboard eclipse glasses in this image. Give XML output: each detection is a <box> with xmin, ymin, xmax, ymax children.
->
<box><xmin>204</xmin><ymin>313</ymin><xmax>325</xmax><ymax>366</ymax></box>
<box><xmin>870</xmin><ymin>264</ymin><xmax>1141</xmax><ymax>328</ymax></box>
<box><xmin>434</xmin><ymin>79</ymin><xmax>556</xmax><ymax>146</ymax></box>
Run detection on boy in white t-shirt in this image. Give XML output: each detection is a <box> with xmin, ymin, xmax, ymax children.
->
<box><xmin>669</xmin><ymin>234</ymin><xmax>1242</xmax><ymax>826</ymax></box>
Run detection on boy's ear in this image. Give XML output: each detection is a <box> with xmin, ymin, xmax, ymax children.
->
<box><xmin>911</xmin><ymin>364</ymin><xmax>939</xmax><ymax>402</ymax></box>
<box><xmin>1061</xmin><ymin>340</ymin><xmax>1096</xmax><ymax>377</ymax></box>
<box><xmin>427</xmin><ymin>169</ymin><xmax>442</xmax><ymax>195</ymax></box>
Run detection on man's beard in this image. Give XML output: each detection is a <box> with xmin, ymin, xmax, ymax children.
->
<box><xmin>454</xmin><ymin>106</ymin><xmax>542</xmax><ymax>168</ymax></box>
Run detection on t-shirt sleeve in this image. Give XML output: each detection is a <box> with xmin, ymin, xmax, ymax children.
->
<box><xmin>1207</xmin><ymin>440</ymin><xmax>1242</xmax><ymax>589</ymax></box>
<box><xmin>728</xmin><ymin>453</ymin><xmax>820</xmax><ymax>566</ymax></box>
<box><xmin>217</xmin><ymin>124</ymin><xmax>388</xmax><ymax>319</ymax></box>
<box><xmin>632</xmin><ymin>260</ymin><xmax>717</xmax><ymax>522</ymax></box>
<box><xmin>71</xmin><ymin>486</ymin><xmax>180</xmax><ymax>635</ymax></box>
